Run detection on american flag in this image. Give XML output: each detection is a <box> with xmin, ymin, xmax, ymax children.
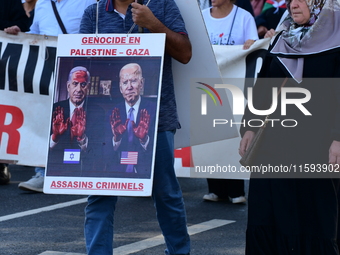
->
<box><xmin>120</xmin><ymin>151</ymin><xmax>138</xmax><ymax>165</ymax></box>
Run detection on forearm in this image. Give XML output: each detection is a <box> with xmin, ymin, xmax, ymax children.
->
<box><xmin>145</xmin><ymin>19</ymin><xmax>191</xmax><ymax>64</ymax></box>
<box><xmin>131</xmin><ymin>2</ymin><xmax>192</xmax><ymax>64</ymax></box>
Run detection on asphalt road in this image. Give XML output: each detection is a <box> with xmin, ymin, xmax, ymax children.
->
<box><xmin>0</xmin><ymin>165</ymin><xmax>248</xmax><ymax>255</ymax></box>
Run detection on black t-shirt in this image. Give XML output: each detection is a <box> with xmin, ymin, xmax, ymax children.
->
<box><xmin>0</xmin><ymin>0</ymin><xmax>30</xmax><ymax>32</ymax></box>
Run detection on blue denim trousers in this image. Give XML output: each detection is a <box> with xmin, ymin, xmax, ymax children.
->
<box><xmin>35</xmin><ymin>167</ymin><xmax>45</xmax><ymax>176</ymax></box>
<box><xmin>84</xmin><ymin>131</ymin><xmax>190</xmax><ymax>255</ymax></box>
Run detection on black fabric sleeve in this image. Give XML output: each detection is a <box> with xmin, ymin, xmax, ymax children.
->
<box><xmin>330</xmin><ymin>52</ymin><xmax>340</xmax><ymax>141</ymax></box>
<box><xmin>0</xmin><ymin>0</ymin><xmax>29</xmax><ymax>32</ymax></box>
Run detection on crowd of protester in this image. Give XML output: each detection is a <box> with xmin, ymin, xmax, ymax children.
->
<box><xmin>1</xmin><ymin>0</ymin><xmax>339</xmax><ymax>255</ymax></box>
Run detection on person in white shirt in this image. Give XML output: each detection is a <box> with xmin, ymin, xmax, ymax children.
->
<box><xmin>202</xmin><ymin>0</ymin><xmax>258</xmax><ymax>49</ymax></box>
<box><xmin>29</xmin><ymin>0</ymin><xmax>95</xmax><ymax>35</ymax></box>
<box><xmin>201</xmin><ymin>0</ymin><xmax>258</xmax><ymax>204</ymax></box>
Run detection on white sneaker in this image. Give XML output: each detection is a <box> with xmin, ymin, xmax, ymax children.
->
<box><xmin>18</xmin><ymin>172</ymin><xmax>44</xmax><ymax>192</ymax></box>
<box><xmin>229</xmin><ymin>196</ymin><xmax>246</xmax><ymax>204</ymax></box>
<box><xmin>203</xmin><ymin>193</ymin><xmax>219</xmax><ymax>202</ymax></box>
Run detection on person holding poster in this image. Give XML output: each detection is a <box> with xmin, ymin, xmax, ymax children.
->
<box><xmin>79</xmin><ymin>0</ymin><xmax>192</xmax><ymax>255</ymax></box>
<box><xmin>46</xmin><ymin>66</ymin><xmax>105</xmax><ymax>177</ymax></box>
<box><xmin>106</xmin><ymin>63</ymin><xmax>156</xmax><ymax>179</ymax></box>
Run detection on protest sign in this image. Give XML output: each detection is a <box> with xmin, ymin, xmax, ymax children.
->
<box><xmin>44</xmin><ymin>33</ymin><xmax>165</xmax><ymax>196</ymax></box>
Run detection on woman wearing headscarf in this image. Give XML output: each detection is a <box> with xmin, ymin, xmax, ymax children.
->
<box><xmin>239</xmin><ymin>0</ymin><xmax>340</xmax><ymax>253</ymax></box>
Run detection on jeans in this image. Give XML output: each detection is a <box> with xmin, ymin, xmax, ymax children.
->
<box><xmin>84</xmin><ymin>131</ymin><xmax>190</xmax><ymax>255</ymax></box>
<box><xmin>35</xmin><ymin>167</ymin><xmax>45</xmax><ymax>176</ymax></box>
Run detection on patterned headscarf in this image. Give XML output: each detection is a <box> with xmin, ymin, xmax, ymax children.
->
<box><xmin>269</xmin><ymin>0</ymin><xmax>340</xmax><ymax>83</ymax></box>
<box><xmin>285</xmin><ymin>0</ymin><xmax>324</xmax><ymax>38</ymax></box>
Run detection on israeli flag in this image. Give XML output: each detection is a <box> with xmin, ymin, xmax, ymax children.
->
<box><xmin>63</xmin><ymin>149</ymin><xmax>81</xmax><ymax>164</ymax></box>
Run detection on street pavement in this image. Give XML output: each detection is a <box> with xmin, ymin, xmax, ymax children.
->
<box><xmin>0</xmin><ymin>165</ymin><xmax>248</xmax><ymax>255</ymax></box>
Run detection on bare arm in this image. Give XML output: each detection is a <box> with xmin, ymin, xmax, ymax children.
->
<box><xmin>131</xmin><ymin>2</ymin><xmax>192</xmax><ymax>64</ymax></box>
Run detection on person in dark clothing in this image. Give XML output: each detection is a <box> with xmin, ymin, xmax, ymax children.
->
<box><xmin>240</xmin><ymin>0</ymin><xmax>340</xmax><ymax>253</ymax></box>
<box><xmin>22</xmin><ymin>0</ymin><xmax>37</xmax><ymax>26</ymax></box>
<box><xmin>0</xmin><ymin>0</ymin><xmax>29</xmax><ymax>32</ymax></box>
<box><xmin>4</xmin><ymin>0</ymin><xmax>37</xmax><ymax>34</ymax></box>
<box><xmin>79</xmin><ymin>1</ymin><xmax>192</xmax><ymax>254</ymax></box>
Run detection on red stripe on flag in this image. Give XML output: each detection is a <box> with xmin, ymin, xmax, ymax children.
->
<box><xmin>120</xmin><ymin>151</ymin><xmax>138</xmax><ymax>165</ymax></box>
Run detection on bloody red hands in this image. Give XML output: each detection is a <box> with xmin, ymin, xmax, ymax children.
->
<box><xmin>52</xmin><ymin>106</ymin><xmax>70</xmax><ymax>142</ymax></box>
<box><xmin>132</xmin><ymin>109</ymin><xmax>150</xmax><ymax>142</ymax></box>
<box><xmin>51</xmin><ymin>106</ymin><xmax>86</xmax><ymax>142</ymax></box>
<box><xmin>71</xmin><ymin>107</ymin><xmax>86</xmax><ymax>141</ymax></box>
<box><xmin>111</xmin><ymin>108</ymin><xmax>150</xmax><ymax>143</ymax></box>
<box><xmin>111</xmin><ymin>108</ymin><xmax>128</xmax><ymax>142</ymax></box>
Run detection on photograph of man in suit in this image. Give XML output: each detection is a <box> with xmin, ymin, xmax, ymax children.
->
<box><xmin>107</xmin><ymin>63</ymin><xmax>157</xmax><ymax>178</ymax></box>
<box><xmin>47</xmin><ymin>66</ymin><xmax>105</xmax><ymax>177</ymax></box>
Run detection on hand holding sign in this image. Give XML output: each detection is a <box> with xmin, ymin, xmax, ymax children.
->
<box><xmin>130</xmin><ymin>2</ymin><xmax>158</xmax><ymax>30</ymax></box>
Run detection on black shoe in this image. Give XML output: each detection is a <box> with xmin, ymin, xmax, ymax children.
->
<box><xmin>0</xmin><ymin>164</ymin><xmax>11</xmax><ymax>185</ymax></box>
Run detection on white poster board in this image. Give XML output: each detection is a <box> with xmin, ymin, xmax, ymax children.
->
<box><xmin>43</xmin><ymin>34</ymin><xmax>165</xmax><ymax>196</ymax></box>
